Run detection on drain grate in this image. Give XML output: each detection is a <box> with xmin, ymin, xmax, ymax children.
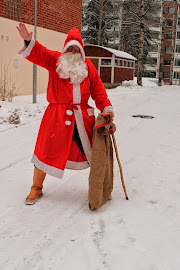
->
<box><xmin>132</xmin><ymin>115</ymin><xmax>154</xmax><ymax>119</ymax></box>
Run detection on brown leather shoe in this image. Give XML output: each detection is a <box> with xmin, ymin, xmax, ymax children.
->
<box><xmin>25</xmin><ymin>187</ymin><xmax>43</xmax><ymax>205</ymax></box>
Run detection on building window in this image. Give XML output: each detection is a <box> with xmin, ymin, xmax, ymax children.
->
<box><xmin>101</xmin><ymin>59</ymin><xmax>111</xmax><ymax>66</ymax></box>
<box><xmin>166</xmin><ymin>33</ymin><xmax>172</xmax><ymax>40</ymax></box>
<box><xmin>163</xmin><ymin>72</ymin><xmax>170</xmax><ymax>78</ymax></box>
<box><xmin>6</xmin><ymin>0</ymin><xmax>21</xmax><ymax>20</ymax></box>
<box><xmin>178</xmin><ymin>18</ymin><xmax>180</xmax><ymax>25</ymax></box>
<box><xmin>168</xmin><ymin>7</ymin><xmax>174</xmax><ymax>14</ymax></box>
<box><xmin>151</xmin><ymin>31</ymin><xmax>159</xmax><ymax>40</ymax></box>
<box><xmin>128</xmin><ymin>62</ymin><xmax>131</xmax><ymax>67</ymax></box>
<box><xmin>176</xmin><ymin>45</ymin><xmax>180</xmax><ymax>52</ymax></box>
<box><xmin>164</xmin><ymin>59</ymin><xmax>171</xmax><ymax>65</ymax></box>
<box><xmin>144</xmin><ymin>71</ymin><xmax>156</xmax><ymax>78</ymax></box>
<box><xmin>115</xmin><ymin>59</ymin><xmax>124</xmax><ymax>67</ymax></box>
<box><xmin>124</xmin><ymin>61</ymin><xmax>127</xmax><ymax>67</ymax></box>
<box><xmin>166</xmin><ymin>20</ymin><xmax>173</xmax><ymax>27</ymax></box>
<box><xmin>131</xmin><ymin>62</ymin><xmax>134</xmax><ymax>68</ymax></box>
<box><xmin>175</xmin><ymin>59</ymin><xmax>180</xmax><ymax>66</ymax></box>
<box><xmin>165</xmin><ymin>47</ymin><xmax>172</xmax><ymax>54</ymax></box>
<box><xmin>146</xmin><ymin>58</ymin><xmax>157</xmax><ymax>64</ymax></box>
<box><xmin>174</xmin><ymin>72</ymin><xmax>180</xmax><ymax>79</ymax></box>
<box><xmin>149</xmin><ymin>44</ymin><xmax>158</xmax><ymax>52</ymax></box>
<box><xmin>177</xmin><ymin>32</ymin><xmax>180</xmax><ymax>39</ymax></box>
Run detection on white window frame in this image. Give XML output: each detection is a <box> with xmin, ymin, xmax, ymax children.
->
<box><xmin>87</xmin><ymin>56</ymin><xmax>135</xmax><ymax>83</ymax></box>
<box><xmin>101</xmin><ymin>58</ymin><xmax>112</xmax><ymax>66</ymax></box>
<box><xmin>114</xmin><ymin>58</ymin><xmax>135</xmax><ymax>69</ymax></box>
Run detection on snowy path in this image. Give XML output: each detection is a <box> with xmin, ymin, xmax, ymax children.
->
<box><xmin>1</xmin><ymin>84</ymin><xmax>180</xmax><ymax>270</ymax></box>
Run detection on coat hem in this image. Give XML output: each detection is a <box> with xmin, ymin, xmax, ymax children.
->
<box><xmin>66</xmin><ymin>160</ymin><xmax>90</xmax><ymax>170</ymax></box>
<box><xmin>31</xmin><ymin>154</ymin><xmax>64</xmax><ymax>179</ymax></box>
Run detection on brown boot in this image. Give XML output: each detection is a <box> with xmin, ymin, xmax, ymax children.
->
<box><xmin>26</xmin><ymin>167</ymin><xmax>46</xmax><ymax>205</ymax></box>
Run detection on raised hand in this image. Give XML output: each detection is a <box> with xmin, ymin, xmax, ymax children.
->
<box><xmin>16</xmin><ymin>22</ymin><xmax>33</xmax><ymax>41</ymax></box>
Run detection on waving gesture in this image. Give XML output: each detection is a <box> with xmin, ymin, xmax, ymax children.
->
<box><xmin>17</xmin><ymin>22</ymin><xmax>33</xmax><ymax>41</ymax></box>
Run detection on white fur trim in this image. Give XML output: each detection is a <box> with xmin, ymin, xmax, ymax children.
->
<box><xmin>73</xmin><ymin>83</ymin><xmax>92</xmax><ymax>165</ymax></box>
<box><xmin>62</xmin><ymin>40</ymin><xmax>85</xmax><ymax>61</ymax></box>
<box><xmin>102</xmin><ymin>106</ymin><xmax>114</xmax><ymax>113</ymax></box>
<box><xmin>17</xmin><ymin>38</ymin><xmax>35</xmax><ymax>58</ymax></box>
<box><xmin>31</xmin><ymin>154</ymin><xmax>64</xmax><ymax>179</ymax></box>
<box><xmin>66</xmin><ymin>160</ymin><xmax>90</xmax><ymax>170</ymax></box>
<box><xmin>66</xmin><ymin>110</ymin><xmax>73</xmax><ymax>116</ymax></box>
<box><xmin>73</xmin><ymin>83</ymin><xmax>81</xmax><ymax>104</ymax></box>
<box><xmin>87</xmin><ymin>107</ymin><xmax>94</xmax><ymax>116</ymax></box>
<box><xmin>65</xmin><ymin>120</ymin><xmax>72</xmax><ymax>125</ymax></box>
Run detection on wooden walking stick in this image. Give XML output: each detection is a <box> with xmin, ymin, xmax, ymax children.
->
<box><xmin>112</xmin><ymin>133</ymin><xmax>129</xmax><ymax>200</ymax></box>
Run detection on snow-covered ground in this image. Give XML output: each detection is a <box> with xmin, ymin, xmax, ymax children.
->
<box><xmin>0</xmin><ymin>78</ymin><xmax>180</xmax><ymax>270</ymax></box>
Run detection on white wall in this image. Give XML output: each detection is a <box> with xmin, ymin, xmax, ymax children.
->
<box><xmin>0</xmin><ymin>17</ymin><xmax>67</xmax><ymax>96</ymax></box>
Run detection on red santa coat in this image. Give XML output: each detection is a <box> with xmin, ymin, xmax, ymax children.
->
<box><xmin>18</xmin><ymin>28</ymin><xmax>113</xmax><ymax>178</ymax></box>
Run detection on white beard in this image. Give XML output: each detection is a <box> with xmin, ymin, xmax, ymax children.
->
<box><xmin>56</xmin><ymin>52</ymin><xmax>88</xmax><ymax>84</ymax></box>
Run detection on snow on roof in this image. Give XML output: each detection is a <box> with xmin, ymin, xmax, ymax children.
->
<box><xmin>85</xmin><ymin>44</ymin><xmax>137</xmax><ymax>61</ymax></box>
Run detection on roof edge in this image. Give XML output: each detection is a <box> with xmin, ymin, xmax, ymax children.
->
<box><xmin>84</xmin><ymin>44</ymin><xmax>137</xmax><ymax>61</ymax></box>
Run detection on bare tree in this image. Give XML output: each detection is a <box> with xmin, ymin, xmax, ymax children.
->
<box><xmin>0</xmin><ymin>59</ymin><xmax>21</xmax><ymax>101</ymax></box>
<box><xmin>121</xmin><ymin>0</ymin><xmax>161</xmax><ymax>86</ymax></box>
<box><xmin>137</xmin><ymin>0</ymin><xmax>145</xmax><ymax>86</ymax></box>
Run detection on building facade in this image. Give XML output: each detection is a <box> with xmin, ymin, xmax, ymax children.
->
<box><xmin>144</xmin><ymin>0</ymin><xmax>180</xmax><ymax>85</ymax></box>
<box><xmin>1</xmin><ymin>0</ymin><xmax>82</xmax><ymax>34</ymax></box>
<box><xmin>0</xmin><ymin>0</ymin><xmax>82</xmax><ymax>96</ymax></box>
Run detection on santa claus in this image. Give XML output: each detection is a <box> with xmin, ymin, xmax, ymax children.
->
<box><xmin>17</xmin><ymin>23</ymin><xmax>114</xmax><ymax>205</ymax></box>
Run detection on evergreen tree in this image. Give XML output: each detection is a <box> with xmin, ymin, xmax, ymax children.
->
<box><xmin>82</xmin><ymin>0</ymin><xmax>120</xmax><ymax>47</ymax></box>
<box><xmin>120</xmin><ymin>0</ymin><xmax>161</xmax><ymax>85</ymax></box>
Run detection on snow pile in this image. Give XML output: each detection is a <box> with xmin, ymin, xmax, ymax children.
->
<box><xmin>0</xmin><ymin>94</ymin><xmax>48</xmax><ymax>132</ymax></box>
<box><xmin>122</xmin><ymin>77</ymin><xmax>158</xmax><ymax>88</ymax></box>
<box><xmin>121</xmin><ymin>79</ymin><xmax>138</xmax><ymax>88</ymax></box>
<box><xmin>141</xmin><ymin>77</ymin><xmax>159</xmax><ymax>88</ymax></box>
<box><xmin>8</xmin><ymin>111</ymin><xmax>21</xmax><ymax>124</ymax></box>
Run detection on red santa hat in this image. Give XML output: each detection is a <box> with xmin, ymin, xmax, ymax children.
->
<box><xmin>62</xmin><ymin>27</ymin><xmax>85</xmax><ymax>61</ymax></box>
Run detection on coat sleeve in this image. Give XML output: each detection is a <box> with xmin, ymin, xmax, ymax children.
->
<box><xmin>17</xmin><ymin>38</ymin><xmax>58</xmax><ymax>70</ymax></box>
<box><xmin>86</xmin><ymin>59</ymin><xmax>113</xmax><ymax>113</ymax></box>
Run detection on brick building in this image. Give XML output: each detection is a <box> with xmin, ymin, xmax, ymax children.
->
<box><xmin>1</xmin><ymin>0</ymin><xmax>82</xmax><ymax>34</ymax></box>
<box><xmin>0</xmin><ymin>0</ymin><xmax>82</xmax><ymax>96</ymax></box>
<box><xmin>144</xmin><ymin>0</ymin><xmax>180</xmax><ymax>84</ymax></box>
<box><xmin>162</xmin><ymin>0</ymin><xmax>179</xmax><ymax>83</ymax></box>
<box><xmin>85</xmin><ymin>45</ymin><xmax>136</xmax><ymax>83</ymax></box>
